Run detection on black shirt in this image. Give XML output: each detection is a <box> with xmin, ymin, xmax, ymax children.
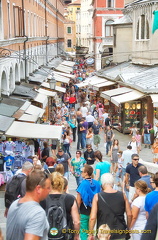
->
<box><xmin>92</xmin><ymin>124</ymin><xmax>101</xmax><ymax>135</ymax></box>
<box><xmin>56</xmin><ymin>153</ymin><xmax>69</xmax><ymax>173</ymax></box>
<box><xmin>84</xmin><ymin>150</ymin><xmax>95</xmax><ymax>165</ymax></box>
<box><xmin>97</xmin><ymin>191</ymin><xmax>126</xmax><ymax>240</ymax></box>
<box><xmin>41</xmin><ymin>147</ymin><xmax>50</xmax><ymax>161</ymax></box>
<box><xmin>126</xmin><ymin>163</ymin><xmax>142</xmax><ymax>187</ymax></box>
<box><xmin>78</xmin><ymin>123</ymin><xmax>83</xmax><ymax>134</ymax></box>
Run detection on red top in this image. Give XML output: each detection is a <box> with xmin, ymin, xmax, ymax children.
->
<box><xmin>69</xmin><ymin>96</ymin><xmax>76</xmax><ymax>104</ymax></box>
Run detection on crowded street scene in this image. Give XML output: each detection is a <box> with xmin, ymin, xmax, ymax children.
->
<box><xmin>1</xmin><ymin>0</ymin><xmax>158</xmax><ymax>240</ymax></box>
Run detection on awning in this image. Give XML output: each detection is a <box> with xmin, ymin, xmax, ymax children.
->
<box><xmin>92</xmin><ymin>81</ymin><xmax>116</xmax><ymax>91</ymax></box>
<box><xmin>53</xmin><ymin>73</ymin><xmax>70</xmax><ymax>84</ymax></box>
<box><xmin>0</xmin><ymin>115</ymin><xmax>15</xmax><ymax>133</ymax></box>
<box><xmin>41</xmin><ymin>82</ymin><xmax>66</xmax><ymax>93</ymax></box>
<box><xmin>6</xmin><ymin>121</ymin><xmax>62</xmax><ymax>140</ymax></box>
<box><xmin>111</xmin><ymin>90</ymin><xmax>144</xmax><ymax>106</ymax></box>
<box><xmin>20</xmin><ymin>101</ymin><xmax>31</xmax><ymax>111</ymax></box>
<box><xmin>89</xmin><ymin>76</ymin><xmax>107</xmax><ymax>85</ymax></box>
<box><xmin>0</xmin><ymin>103</ymin><xmax>19</xmax><ymax>117</ymax></box>
<box><xmin>76</xmin><ymin>80</ymin><xmax>90</xmax><ymax>88</ymax></box>
<box><xmin>18</xmin><ymin>114</ymin><xmax>39</xmax><ymax>123</ymax></box>
<box><xmin>33</xmin><ymin>93</ymin><xmax>48</xmax><ymax>109</ymax></box>
<box><xmin>25</xmin><ymin>105</ymin><xmax>45</xmax><ymax>118</ymax></box>
<box><xmin>53</xmin><ymin>71</ymin><xmax>75</xmax><ymax>79</ymax></box>
<box><xmin>61</xmin><ymin>61</ymin><xmax>75</xmax><ymax>67</ymax></box>
<box><xmin>37</xmin><ymin>88</ymin><xmax>57</xmax><ymax>98</ymax></box>
<box><xmin>150</xmin><ymin>94</ymin><xmax>158</xmax><ymax>107</ymax></box>
<box><xmin>55</xmin><ymin>65</ymin><xmax>72</xmax><ymax>74</ymax></box>
<box><xmin>101</xmin><ymin>87</ymin><xmax>133</xmax><ymax>100</ymax></box>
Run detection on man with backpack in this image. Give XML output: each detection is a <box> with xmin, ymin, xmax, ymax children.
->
<box><xmin>4</xmin><ymin>161</ymin><xmax>33</xmax><ymax>217</ymax></box>
<box><xmin>6</xmin><ymin>170</ymin><xmax>51</xmax><ymax>240</ymax></box>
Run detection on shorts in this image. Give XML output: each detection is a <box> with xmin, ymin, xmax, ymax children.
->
<box><xmin>94</xmin><ymin>135</ymin><xmax>101</xmax><ymax>145</ymax></box>
<box><xmin>153</xmin><ymin>153</ymin><xmax>158</xmax><ymax>162</ymax></box>
<box><xmin>51</xmin><ymin>145</ymin><xmax>57</xmax><ymax>150</ymax></box>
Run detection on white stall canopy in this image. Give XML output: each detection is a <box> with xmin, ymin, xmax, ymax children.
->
<box><xmin>33</xmin><ymin>93</ymin><xmax>48</xmax><ymax>109</ymax></box>
<box><xmin>150</xmin><ymin>94</ymin><xmax>158</xmax><ymax>107</ymax></box>
<box><xmin>41</xmin><ymin>82</ymin><xmax>66</xmax><ymax>93</ymax></box>
<box><xmin>18</xmin><ymin>114</ymin><xmax>39</xmax><ymax>123</ymax></box>
<box><xmin>101</xmin><ymin>87</ymin><xmax>133</xmax><ymax>100</ymax></box>
<box><xmin>111</xmin><ymin>90</ymin><xmax>144</xmax><ymax>107</ymax></box>
<box><xmin>25</xmin><ymin>105</ymin><xmax>45</xmax><ymax>118</ymax></box>
<box><xmin>6</xmin><ymin>122</ymin><xmax>62</xmax><ymax>140</ymax></box>
<box><xmin>38</xmin><ymin>88</ymin><xmax>57</xmax><ymax>98</ymax></box>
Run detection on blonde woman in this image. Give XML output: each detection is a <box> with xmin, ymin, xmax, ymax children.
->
<box><xmin>41</xmin><ymin>172</ymin><xmax>80</xmax><ymax>240</ymax></box>
<box><xmin>130</xmin><ymin>180</ymin><xmax>151</xmax><ymax>240</ymax></box>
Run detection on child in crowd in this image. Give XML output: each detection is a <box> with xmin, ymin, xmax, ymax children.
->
<box><xmin>115</xmin><ymin>151</ymin><xmax>123</xmax><ymax>188</ymax></box>
<box><xmin>97</xmin><ymin>224</ymin><xmax>111</xmax><ymax>240</ymax></box>
<box><xmin>135</xmin><ymin>130</ymin><xmax>142</xmax><ymax>154</ymax></box>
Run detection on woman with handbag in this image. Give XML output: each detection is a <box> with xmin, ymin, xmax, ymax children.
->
<box><xmin>88</xmin><ymin>173</ymin><xmax>132</xmax><ymax>240</ymax></box>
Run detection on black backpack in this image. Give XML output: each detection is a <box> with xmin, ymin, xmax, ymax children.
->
<box><xmin>47</xmin><ymin>194</ymin><xmax>72</xmax><ymax>240</ymax></box>
<box><xmin>5</xmin><ymin>174</ymin><xmax>26</xmax><ymax>209</ymax></box>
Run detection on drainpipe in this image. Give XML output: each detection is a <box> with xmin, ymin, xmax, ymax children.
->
<box><xmin>45</xmin><ymin>0</ymin><xmax>49</xmax><ymax>64</ymax></box>
<box><xmin>56</xmin><ymin>0</ymin><xmax>58</xmax><ymax>56</ymax></box>
<box><xmin>22</xmin><ymin>0</ymin><xmax>28</xmax><ymax>81</ymax></box>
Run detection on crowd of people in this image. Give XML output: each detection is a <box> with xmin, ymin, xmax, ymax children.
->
<box><xmin>2</xmin><ymin>58</ymin><xmax>158</xmax><ymax>240</ymax></box>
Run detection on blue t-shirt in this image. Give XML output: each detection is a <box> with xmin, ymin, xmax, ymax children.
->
<box><xmin>126</xmin><ymin>163</ymin><xmax>142</xmax><ymax>187</ymax></box>
<box><xmin>95</xmin><ymin>161</ymin><xmax>111</xmax><ymax>182</ymax></box>
<box><xmin>145</xmin><ymin>191</ymin><xmax>158</xmax><ymax>213</ymax></box>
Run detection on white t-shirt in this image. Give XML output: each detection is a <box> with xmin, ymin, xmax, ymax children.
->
<box><xmin>81</xmin><ymin>106</ymin><xmax>88</xmax><ymax>117</ymax></box>
<box><xmin>131</xmin><ymin>196</ymin><xmax>147</xmax><ymax>230</ymax></box>
<box><xmin>129</xmin><ymin>141</ymin><xmax>138</xmax><ymax>154</ymax></box>
<box><xmin>86</xmin><ymin>115</ymin><xmax>95</xmax><ymax>123</ymax></box>
<box><xmin>102</xmin><ymin>113</ymin><xmax>108</xmax><ymax>122</ymax></box>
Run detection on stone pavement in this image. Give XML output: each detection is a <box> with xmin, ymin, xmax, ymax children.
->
<box><xmin>0</xmin><ymin>129</ymin><xmax>154</xmax><ymax>239</ymax></box>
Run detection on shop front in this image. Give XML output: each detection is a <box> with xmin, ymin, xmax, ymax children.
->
<box><xmin>101</xmin><ymin>87</ymin><xmax>146</xmax><ymax>133</ymax></box>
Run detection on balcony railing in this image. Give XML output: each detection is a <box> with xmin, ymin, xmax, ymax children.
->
<box><xmin>102</xmin><ymin>37</ymin><xmax>113</xmax><ymax>46</ymax></box>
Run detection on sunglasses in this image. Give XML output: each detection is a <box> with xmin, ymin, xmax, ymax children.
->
<box><xmin>133</xmin><ymin>158</ymin><xmax>139</xmax><ymax>161</ymax></box>
<box><xmin>37</xmin><ymin>172</ymin><xmax>48</xmax><ymax>186</ymax></box>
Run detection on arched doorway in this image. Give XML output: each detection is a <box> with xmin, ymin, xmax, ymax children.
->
<box><xmin>1</xmin><ymin>71</ymin><xmax>8</xmax><ymax>96</ymax></box>
<box><xmin>9</xmin><ymin>67</ymin><xmax>14</xmax><ymax>93</ymax></box>
<box><xmin>15</xmin><ymin>63</ymin><xmax>19</xmax><ymax>82</ymax></box>
<box><xmin>20</xmin><ymin>61</ymin><xmax>24</xmax><ymax>80</ymax></box>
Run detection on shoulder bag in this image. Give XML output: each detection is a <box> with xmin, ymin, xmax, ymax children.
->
<box><xmin>99</xmin><ymin>193</ymin><xmax>130</xmax><ymax>240</ymax></box>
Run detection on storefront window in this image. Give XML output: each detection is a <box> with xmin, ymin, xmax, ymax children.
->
<box><xmin>123</xmin><ymin>101</ymin><xmax>142</xmax><ymax>133</ymax></box>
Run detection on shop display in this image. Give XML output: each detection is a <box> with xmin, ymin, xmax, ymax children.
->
<box><xmin>123</xmin><ymin>101</ymin><xmax>142</xmax><ymax>133</ymax></box>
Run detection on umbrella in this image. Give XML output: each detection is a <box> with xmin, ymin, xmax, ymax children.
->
<box><xmin>86</xmin><ymin>58</ymin><xmax>94</xmax><ymax>65</ymax></box>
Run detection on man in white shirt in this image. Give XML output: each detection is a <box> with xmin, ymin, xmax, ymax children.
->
<box><xmin>128</xmin><ymin>136</ymin><xmax>138</xmax><ymax>154</ymax></box>
<box><xmin>80</xmin><ymin>103</ymin><xmax>88</xmax><ymax>118</ymax></box>
<box><xmin>86</xmin><ymin>112</ymin><xmax>95</xmax><ymax>129</ymax></box>
<box><xmin>121</xmin><ymin>145</ymin><xmax>133</xmax><ymax>178</ymax></box>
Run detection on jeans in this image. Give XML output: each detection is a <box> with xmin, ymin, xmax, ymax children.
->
<box><xmin>116</xmin><ymin>168</ymin><xmax>122</xmax><ymax>183</ymax></box>
<box><xmin>106</xmin><ymin>141</ymin><xmax>112</xmax><ymax>154</ymax></box>
<box><xmin>77</xmin><ymin>133</ymin><xmax>84</xmax><ymax>150</ymax></box>
<box><xmin>81</xmin><ymin>132</ymin><xmax>86</xmax><ymax>149</ymax></box>
<box><xmin>75</xmin><ymin>175</ymin><xmax>83</xmax><ymax>186</ymax></box>
<box><xmin>63</xmin><ymin>144</ymin><xmax>71</xmax><ymax>158</ymax></box>
<box><xmin>64</xmin><ymin>171</ymin><xmax>69</xmax><ymax>180</ymax></box>
<box><xmin>72</xmin><ymin>127</ymin><xmax>76</xmax><ymax>142</ymax></box>
<box><xmin>80</xmin><ymin>214</ymin><xmax>90</xmax><ymax>240</ymax></box>
<box><xmin>144</xmin><ymin>134</ymin><xmax>151</xmax><ymax>145</ymax></box>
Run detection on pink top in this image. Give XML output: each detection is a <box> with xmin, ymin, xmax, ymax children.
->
<box><xmin>135</xmin><ymin>134</ymin><xmax>141</xmax><ymax>142</ymax></box>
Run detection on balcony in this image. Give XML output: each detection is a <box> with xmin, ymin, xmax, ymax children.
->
<box><xmin>102</xmin><ymin>37</ymin><xmax>113</xmax><ymax>46</ymax></box>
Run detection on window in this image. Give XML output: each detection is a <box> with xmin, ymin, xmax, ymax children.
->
<box><xmin>107</xmin><ymin>0</ymin><xmax>114</xmax><ymax>8</ymax></box>
<box><xmin>67</xmin><ymin>39</ymin><xmax>72</xmax><ymax>48</ymax></box>
<box><xmin>105</xmin><ymin>20</ymin><xmax>114</xmax><ymax>37</ymax></box>
<box><xmin>136</xmin><ymin>15</ymin><xmax>149</xmax><ymax>40</ymax></box>
<box><xmin>13</xmin><ymin>6</ymin><xmax>24</xmax><ymax>37</ymax></box>
<box><xmin>67</xmin><ymin>27</ymin><xmax>71</xmax><ymax>34</ymax></box>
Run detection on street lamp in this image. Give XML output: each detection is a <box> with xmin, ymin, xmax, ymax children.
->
<box><xmin>47</xmin><ymin>74</ymin><xmax>56</xmax><ymax>90</ymax></box>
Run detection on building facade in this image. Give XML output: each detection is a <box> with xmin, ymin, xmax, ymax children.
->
<box><xmin>0</xmin><ymin>0</ymin><xmax>65</xmax><ymax>96</ymax></box>
<box><xmin>92</xmin><ymin>0</ymin><xmax>124</xmax><ymax>70</ymax></box>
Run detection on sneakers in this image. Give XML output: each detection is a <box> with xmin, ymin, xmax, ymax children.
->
<box><xmin>144</xmin><ymin>145</ymin><xmax>147</xmax><ymax>148</ymax></box>
<box><xmin>149</xmin><ymin>145</ymin><xmax>151</xmax><ymax>149</ymax></box>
